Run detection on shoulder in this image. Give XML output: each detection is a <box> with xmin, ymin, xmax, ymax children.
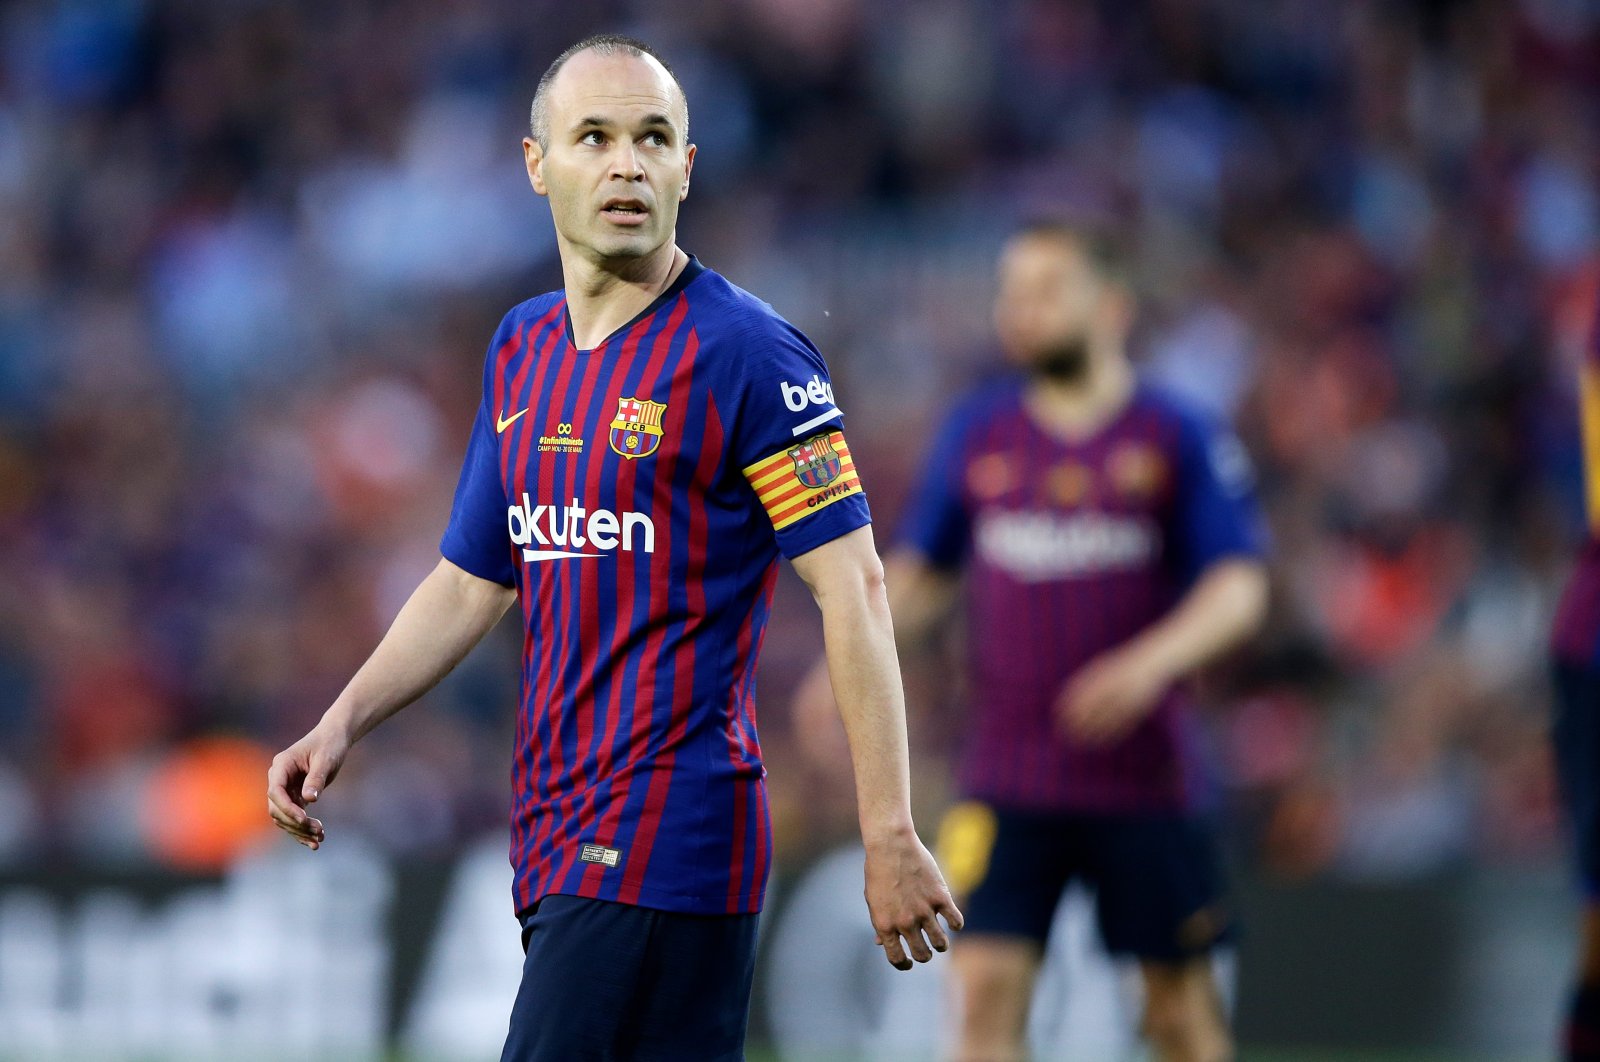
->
<box><xmin>937</xmin><ymin>375</ymin><xmax>1025</xmax><ymax>441</ymax></box>
<box><xmin>682</xmin><ymin>269</ymin><xmax>834</xmax><ymax>410</ymax></box>
<box><xmin>500</xmin><ymin>291</ymin><xmax>565</xmax><ymax>332</ymax></box>
<box><xmin>1132</xmin><ymin>380</ymin><xmax>1257</xmax><ymax>489</ymax></box>
<box><xmin>685</xmin><ymin>268</ymin><xmax>816</xmax><ymax>357</ymax></box>
<box><xmin>1129</xmin><ymin>380</ymin><xmax>1226</xmax><ymax>445</ymax></box>
<box><xmin>475</xmin><ymin>293</ymin><xmax>561</xmax><ymax>390</ymax></box>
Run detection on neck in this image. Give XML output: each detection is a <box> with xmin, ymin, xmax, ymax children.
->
<box><xmin>1024</xmin><ymin>345</ymin><xmax>1135</xmax><ymax>440</ymax></box>
<box><xmin>561</xmin><ymin>240</ymin><xmax>687</xmax><ymax>349</ymax></box>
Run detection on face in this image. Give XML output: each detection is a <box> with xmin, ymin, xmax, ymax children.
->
<box><xmin>524</xmin><ymin>51</ymin><xmax>695</xmax><ymax>265</ymax></box>
<box><xmin>992</xmin><ymin>234</ymin><xmax>1115</xmax><ymax>375</ymax></box>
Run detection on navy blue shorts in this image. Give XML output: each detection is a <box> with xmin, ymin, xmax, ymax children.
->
<box><xmin>500</xmin><ymin>894</ymin><xmax>759</xmax><ymax>1062</ymax></box>
<box><xmin>1555</xmin><ymin>662</ymin><xmax>1600</xmax><ymax>901</ymax></box>
<box><xmin>936</xmin><ymin>802</ymin><xmax>1231</xmax><ymax>961</ymax></box>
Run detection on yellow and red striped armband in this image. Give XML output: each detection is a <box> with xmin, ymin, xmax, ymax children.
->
<box><xmin>741</xmin><ymin>430</ymin><xmax>863</xmax><ymax>531</ymax></box>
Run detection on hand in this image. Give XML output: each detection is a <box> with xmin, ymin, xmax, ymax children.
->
<box><xmin>863</xmin><ymin>828</ymin><xmax>964</xmax><ymax>970</ymax></box>
<box><xmin>266</xmin><ymin>722</ymin><xmax>351</xmax><ymax>850</ymax></box>
<box><xmin>1057</xmin><ymin>645</ymin><xmax>1169</xmax><ymax>746</ymax></box>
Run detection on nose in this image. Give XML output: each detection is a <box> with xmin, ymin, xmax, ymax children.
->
<box><xmin>609</xmin><ymin>141</ymin><xmax>644</xmax><ymax>182</ymax></box>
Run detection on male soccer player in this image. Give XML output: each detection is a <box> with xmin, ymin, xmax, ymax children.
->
<box><xmin>1552</xmin><ymin>306</ymin><xmax>1600</xmax><ymax>1062</ymax></box>
<box><xmin>265</xmin><ymin>35</ymin><xmax>960</xmax><ymax>1062</ymax></box>
<box><xmin>802</xmin><ymin>222</ymin><xmax>1268</xmax><ymax>1062</ymax></box>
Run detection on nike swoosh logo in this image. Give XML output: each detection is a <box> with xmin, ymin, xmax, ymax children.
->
<box><xmin>496</xmin><ymin>408</ymin><xmax>529</xmax><ymax>433</ymax></box>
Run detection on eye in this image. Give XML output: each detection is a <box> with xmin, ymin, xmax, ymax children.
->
<box><xmin>644</xmin><ymin>132</ymin><xmax>668</xmax><ymax>147</ymax></box>
<box><xmin>580</xmin><ymin>130</ymin><xmax>605</xmax><ymax>146</ymax></box>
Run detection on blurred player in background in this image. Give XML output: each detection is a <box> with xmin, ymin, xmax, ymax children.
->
<box><xmin>1551</xmin><ymin>308</ymin><xmax>1600</xmax><ymax>1062</ymax></box>
<box><xmin>803</xmin><ymin>222</ymin><xmax>1267</xmax><ymax>1062</ymax></box>
<box><xmin>266</xmin><ymin>34</ymin><xmax>959</xmax><ymax>1062</ymax></box>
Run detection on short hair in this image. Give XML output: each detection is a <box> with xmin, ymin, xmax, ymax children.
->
<box><xmin>1012</xmin><ymin>218</ymin><xmax>1129</xmax><ymax>287</ymax></box>
<box><xmin>528</xmin><ymin>35</ymin><xmax>688</xmax><ymax>150</ymax></box>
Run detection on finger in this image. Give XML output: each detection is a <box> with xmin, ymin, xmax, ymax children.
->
<box><xmin>267</xmin><ymin>785</ymin><xmax>311</xmax><ymax>827</ymax></box>
<box><xmin>879</xmin><ymin>932</ymin><xmax>912</xmax><ymax>972</ymax></box>
<box><xmin>266</xmin><ymin>794</ymin><xmax>323</xmax><ymax>836</ymax></box>
<box><xmin>269</xmin><ymin>810</ymin><xmax>320</xmax><ymax>848</ymax></box>
<box><xmin>906</xmin><ymin>923</ymin><xmax>935</xmax><ymax>962</ymax></box>
<box><xmin>267</xmin><ymin>800</ymin><xmax>322</xmax><ymax>840</ymax></box>
<box><xmin>267</xmin><ymin>757</ymin><xmax>309</xmax><ymax>808</ymax></box>
<box><xmin>937</xmin><ymin>896</ymin><xmax>966</xmax><ymax>933</ymax></box>
<box><xmin>923</xmin><ymin>911</ymin><xmax>951</xmax><ymax>953</ymax></box>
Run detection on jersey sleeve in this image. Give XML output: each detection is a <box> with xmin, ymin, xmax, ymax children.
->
<box><xmin>440</xmin><ymin>398</ymin><xmax>515</xmax><ymax>586</ymax></box>
<box><xmin>1170</xmin><ymin>406</ymin><xmax>1269</xmax><ymax>581</ymax></box>
<box><xmin>896</xmin><ymin>403</ymin><xmax>974</xmax><ymax>571</ymax></box>
<box><xmin>724</xmin><ymin>318</ymin><xmax>871</xmax><ymax>559</ymax></box>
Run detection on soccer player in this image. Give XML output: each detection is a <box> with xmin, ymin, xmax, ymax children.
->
<box><xmin>1552</xmin><ymin>306</ymin><xmax>1600</xmax><ymax>1062</ymax></box>
<box><xmin>802</xmin><ymin>222</ymin><xmax>1268</xmax><ymax>1062</ymax></box>
<box><xmin>265</xmin><ymin>35</ymin><xmax>960</xmax><ymax>1062</ymax></box>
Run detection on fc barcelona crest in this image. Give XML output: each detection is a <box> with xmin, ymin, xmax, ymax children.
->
<box><xmin>788</xmin><ymin>433</ymin><xmax>843</xmax><ymax>488</ymax></box>
<box><xmin>609</xmin><ymin>396</ymin><xmax>667</xmax><ymax>459</ymax></box>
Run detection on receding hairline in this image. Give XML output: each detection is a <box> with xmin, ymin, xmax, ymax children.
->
<box><xmin>529</xmin><ymin>36</ymin><xmax>689</xmax><ymax>148</ymax></box>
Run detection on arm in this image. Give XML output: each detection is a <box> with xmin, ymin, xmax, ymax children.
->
<box><xmin>266</xmin><ymin>557</ymin><xmax>517</xmax><ymax>848</ymax></box>
<box><xmin>791</xmin><ymin>546</ymin><xmax>959</xmax><ymax>761</ymax></box>
<box><xmin>790</xmin><ymin>526</ymin><xmax>964</xmax><ymax>969</ymax></box>
<box><xmin>1062</xmin><ymin>557</ymin><xmax>1269</xmax><ymax>743</ymax></box>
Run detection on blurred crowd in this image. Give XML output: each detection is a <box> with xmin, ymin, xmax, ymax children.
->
<box><xmin>0</xmin><ymin>0</ymin><xmax>1594</xmax><ymax>883</ymax></box>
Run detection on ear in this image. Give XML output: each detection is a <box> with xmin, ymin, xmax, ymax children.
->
<box><xmin>523</xmin><ymin>137</ymin><xmax>549</xmax><ymax>197</ymax></box>
<box><xmin>679</xmin><ymin>143</ymin><xmax>696</xmax><ymax>202</ymax></box>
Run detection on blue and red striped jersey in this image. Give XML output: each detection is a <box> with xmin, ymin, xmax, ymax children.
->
<box><xmin>1554</xmin><ymin>309</ymin><xmax>1600</xmax><ymax>666</ymax></box>
<box><xmin>899</xmin><ymin>379</ymin><xmax>1266</xmax><ymax>815</ymax></box>
<box><xmin>440</xmin><ymin>257</ymin><xmax>870</xmax><ymax>915</ymax></box>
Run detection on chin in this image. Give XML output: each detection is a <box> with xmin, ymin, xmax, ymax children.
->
<box><xmin>594</xmin><ymin>232</ymin><xmax>661</xmax><ymax>260</ymax></box>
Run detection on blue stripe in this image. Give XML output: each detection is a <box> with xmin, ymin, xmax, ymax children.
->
<box><xmin>541</xmin><ymin>302</ymin><xmax>686</xmax><ymax>899</ymax></box>
<box><xmin>514</xmin><ymin>306</ymin><xmax>572</xmax><ymax>882</ymax></box>
<box><xmin>504</xmin><ymin>306</ymin><xmax>561</xmax><ymax>888</ymax></box>
<box><xmin>543</xmin><ymin>322</ymin><xmax>649</xmax><ymax>896</ymax></box>
<box><xmin>596</xmin><ymin>305</ymin><xmax>701</xmax><ymax>899</ymax></box>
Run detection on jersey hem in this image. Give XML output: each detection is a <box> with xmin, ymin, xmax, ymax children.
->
<box><xmin>515</xmin><ymin>881</ymin><xmax>765</xmax><ymax>918</ymax></box>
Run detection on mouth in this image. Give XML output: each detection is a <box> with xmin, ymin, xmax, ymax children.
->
<box><xmin>600</xmin><ymin>199</ymin><xmax>650</xmax><ymax>225</ymax></box>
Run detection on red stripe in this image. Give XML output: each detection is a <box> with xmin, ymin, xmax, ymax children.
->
<box><xmin>538</xmin><ymin>306</ymin><xmax>677</xmax><ymax>897</ymax></box>
<box><xmin>523</xmin><ymin>313</ymin><xmax>587</xmax><ymax>893</ymax></box>
<box><xmin>492</xmin><ymin>306</ymin><xmax>556</xmax><ymax>912</ymax></box>
<box><xmin>580</xmin><ymin>301</ymin><xmax>688</xmax><ymax>882</ymax></box>
<box><xmin>511</xmin><ymin>309</ymin><xmax>563</xmax><ymax>910</ymax></box>
<box><xmin>562</xmin><ymin>297</ymin><xmax>690</xmax><ymax>896</ymax></box>
<box><xmin>748</xmin><ymin>789</ymin><xmax>770</xmax><ymax>912</ymax></box>
<box><xmin>491</xmin><ymin>312</ymin><xmax>537</xmax><ymax>906</ymax></box>
<box><xmin>617</xmin><ymin>324</ymin><xmax>715</xmax><ymax>904</ymax></box>
<box><xmin>726</xmin><ymin>782</ymin><xmax>748</xmax><ymax>912</ymax></box>
<box><xmin>509</xmin><ymin>304</ymin><xmax>565</xmax><ymax>909</ymax></box>
<box><xmin>531</xmin><ymin>326</ymin><xmax>616</xmax><ymax>894</ymax></box>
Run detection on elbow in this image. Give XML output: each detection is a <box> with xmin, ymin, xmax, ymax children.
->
<box><xmin>861</xmin><ymin>553</ymin><xmax>889</xmax><ymax>601</ymax></box>
<box><xmin>811</xmin><ymin>552</ymin><xmax>889</xmax><ymax>617</ymax></box>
